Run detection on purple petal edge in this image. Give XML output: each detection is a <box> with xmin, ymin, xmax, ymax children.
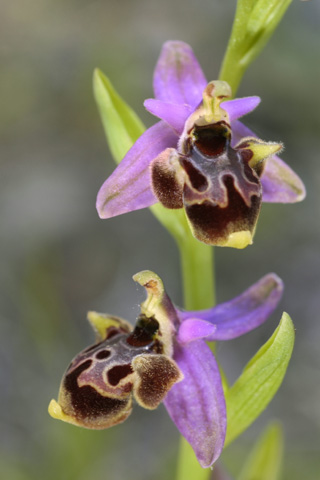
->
<box><xmin>153</xmin><ymin>41</ymin><xmax>207</xmax><ymax>108</ymax></box>
<box><xmin>144</xmin><ymin>98</ymin><xmax>191</xmax><ymax>134</ymax></box>
<box><xmin>178</xmin><ymin>274</ymin><xmax>283</xmax><ymax>341</ymax></box>
<box><xmin>221</xmin><ymin>96</ymin><xmax>261</xmax><ymax>121</ymax></box>
<box><xmin>96</xmin><ymin>122</ymin><xmax>177</xmax><ymax>218</ymax></box>
<box><xmin>232</xmin><ymin>120</ymin><xmax>306</xmax><ymax>203</ymax></box>
<box><xmin>164</xmin><ymin>341</ymin><xmax>226</xmax><ymax>468</ymax></box>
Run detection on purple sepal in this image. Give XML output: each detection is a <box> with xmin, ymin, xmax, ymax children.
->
<box><xmin>96</xmin><ymin>122</ymin><xmax>177</xmax><ymax>218</ymax></box>
<box><xmin>178</xmin><ymin>274</ymin><xmax>283</xmax><ymax>341</ymax></box>
<box><xmin>232</xmin><ymin>120</ymin><xmax>306</xmax><ymax>203</ymax></box>
<box><xmin>144</xmin><ymin>99</ymin><xmax>191</xmax><ymax>134</ymax></box>
<box><xmin>261</xmin><ymin>155</ymin><xmax>306</xmax><ymax>203</ymax></box>
<box><xmin>153</xmin><ymin>41</ymin><xmax>207</xmax><ymax>108</ymax></box>
<box><xmin>221</xmin><ymin>96</ymin><xmax>261</xmax><ymax>121</ymax></box>
<box><xmin>164</xmin><ymin>340</ymin><xmax>226</xmax><ymax>468</ymax></box>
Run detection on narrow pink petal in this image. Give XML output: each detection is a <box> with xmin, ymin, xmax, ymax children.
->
<box><xmin>178</xmin><ymin>318</ymin><xmax>216</xmax><ymax>344</ymax></box>
<box><xmin>153</xmin><ymin>41</ymin><xmax>207</xmax><ymax>108</ymax></box>
<box><xmin>164</xmin><ymin>341</ymin><xmax>226</xmax><ymax>468</ymax></box>
<box><xmin>178</xmin><ymin>274</ymin><xmax>283</xmax><ymax>341</ymax></box>
<box><xmin>96</xmin><ymin>122</ymin><xmax>178</xmax><ymax>218</ymax></box>
<box><xmin>232</xmin><ymin>120</ymin><xmax>306</xmax><ymax>203</ymax></box>
<box><xmin>144</xmin><ymin>99</ymin><xmax>192</xmax><ymax>134</ymax></box>
<box><xmin>221</xmin><ymin>96</ymin><xmax>261</xmax><ymax>121</ymax></box>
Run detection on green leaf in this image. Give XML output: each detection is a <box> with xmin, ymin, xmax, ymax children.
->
<box><xmin>238</xmin><ymin>422</ymin><xmax>284</xmax><ymax>480</ymax></box>
<box><xmin>93</xmin><ymin>68</ymin><xmax>145</xmax><ymax>164</ymax></box>
<box><xmin>225</xmin><ymin>312</ymin><xmax>295</xmax><ymax>446</ymax></box>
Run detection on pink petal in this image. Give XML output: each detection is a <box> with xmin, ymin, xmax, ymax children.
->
<box><xmin>221</xmin><ymin>96</ymin><xmax>261</xmax><ymax>121</ymax></box>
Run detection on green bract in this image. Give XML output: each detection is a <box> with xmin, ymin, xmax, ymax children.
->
<box><xmin>93</xmin><ymin>68</ymin><xmax>145</xmax><ymax>163</ymax></box>
<box><xmin>225</xmin><ymin>312</ymin><xmax>295</xmax><ymax>446</ymax></box>
<box><xmin>219</xmin><ymin>0</ymin><xmax>293</xmax><ymax>93</ymax></box>
<box><xmin>239</xmin><ymin>422</ymin><xmax>284</xmax><ymax>480</ymax></box>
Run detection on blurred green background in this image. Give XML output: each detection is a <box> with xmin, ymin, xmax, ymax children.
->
<box><xmin>1</xmin><ymin>0</ymin><xmax>319</xmax><ymax>479</ymax></box>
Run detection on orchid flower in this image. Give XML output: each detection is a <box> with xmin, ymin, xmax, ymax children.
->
<box><xmin>96</xmin><ymin>41</ymin><xmax>305</xmax><ymax>249</ymax></box>
<box><xmin>49</xmin><ymin>270</ymin><xmax>283</xmax><ymax>468</ymax></box>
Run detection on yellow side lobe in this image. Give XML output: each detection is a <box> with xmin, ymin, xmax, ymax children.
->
<box><xmin>87</xmin><ymin>311</ymin><xmax>131</xmax><ymax>340</ymax></box>
<box><xmin>247</xmin><ymin>141</ymin><xmax>283</xmax><ymax>169</ymax></box>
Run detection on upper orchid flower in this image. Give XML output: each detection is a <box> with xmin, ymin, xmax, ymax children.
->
<box><xmin>49</xmin><ymin>270</ymin><xmax>283</xmax><ymax>467</ymax></box>
<box><xmin>96</xmin><ymin>41</ymin><xmax>305</xmax><ymax>248</ymax></box>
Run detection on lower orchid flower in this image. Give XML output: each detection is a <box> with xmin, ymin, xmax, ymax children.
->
<box><xmin>96</xmin><ymin>41</ymin><xmax>305</xmax><ymax>248</ymax></box>
<box><xmin>49</xmin><ymin>270</ymin><xmax>283</xmax><ymax>468</ymax></box>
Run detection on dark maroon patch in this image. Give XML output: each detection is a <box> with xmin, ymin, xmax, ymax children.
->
<box><xmin>185</xmin><ymin>176</ymin><xmax>261</xmax><ymax>244</ymax></box>
<box><xmin>237</xmin><ymin>143</ymin><xmax>266</xmax><ymax>177</ymax></box>
<box><xmin>126</xmin><ymin>315</ymin><xmax>159</xmax><ymax>348</ymax></box>
<box><xmin>180</xmin><ymin>158</ymin><xmax>208</xmax><ymax>192</ymax></box>
<box><xmin>105</xmin><ymin>327</ymin><xmax>123</xmax><ymax>340</ymax></box>
<box><xmin>239</xmin><ymin>148</ymin><xmax>265</xmax><ymax>177</ymax></box>
<box><xmin>63</xmin><ymin>360</ymin><xmax>127</xmax><ymax>420</ymax></box>
<box><xmin>96</xmin><ymin>350</ymin><xmax>111</xmax><ymax>360</ymax></box>
<box><xmin>108</xmin><ymin>364</ymin><xmax>133</xmax><ymax>386</ymax></box>
<box><xmin>151</xmin><ymin>162</ymin><xmax>183</xmax><ymax>209</ymax></box>
<box><xmin>193</xmin><ymin>122</ymin><xmax>230</xmax><ymax>157</ymax></box>
<box><xmin>239</xmin><ymin>147</ymin><xmax>253</xmax><ymax>163</ymax></box>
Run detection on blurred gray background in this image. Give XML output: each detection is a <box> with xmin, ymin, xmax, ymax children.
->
<box><xmin>1</xmin><ymin>0</ymin><xmax>319</xmax><ymax>479</ymax></box>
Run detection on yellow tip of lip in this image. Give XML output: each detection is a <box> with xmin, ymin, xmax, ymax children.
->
<box><xmin>48</xmin><ymin>399</ymin><xmax>64</xmax><ymax>420</ymax></box>
<box><xmin>48</xmin><ymin>399</ymin><xmax>74</xmax><ymax>423</ymax></box>
<box><xmin>224</xmin><ymin>231</ymin><xmax>253</xmax><ymax>249</ymax></box>
<box><xmin>48</xmin><ymin>399</ymin><xmax>80</xmax><ymax>426</ymax></box>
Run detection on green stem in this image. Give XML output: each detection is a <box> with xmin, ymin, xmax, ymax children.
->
<box><xmin>178</xmin><ymin>236</ymin><xmax>215</xmax><ymax>310</ymax></box>
<box><xmin>150</xmin><ymin>204</ymin><xmax>215</xmax><ymax>310</ymax></box>
<box><xmin>151</xmin><ymin>208</ymin><xmax>215</xmax><ymax>480</ymax></box>
<box><xmin>175</xmin><ymin>232</ymin><xmax>215</xmax><ymax>480</ymax></box>
<box><xmin>218</xmin><ymin>0</ymin><xmax>254</xmax><ymax>95</ymax></box>
<box><xmin>219</xmin><ymin>0</ymin><xmax>293</xmax><ymax>96</ymax></box>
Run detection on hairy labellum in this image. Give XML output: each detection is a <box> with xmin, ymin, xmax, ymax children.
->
<box><xmin>96</xmin><ymin>41</ymin><xmax>305</xmax><ymax>249</ymax></box>
<box><xmin>151</xmin><ymin>81</ymin><xmax>282</xmax><ymax>248</ymax></box>
<box><xmin>49</xmin><ymin>311</ymin><xmax>182</xmax><ymax>429</ymax></box>
<box><xmin>49</xmin><ymin>268</ymin><xmax>284</xmax><ymax>467</ymax></box>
